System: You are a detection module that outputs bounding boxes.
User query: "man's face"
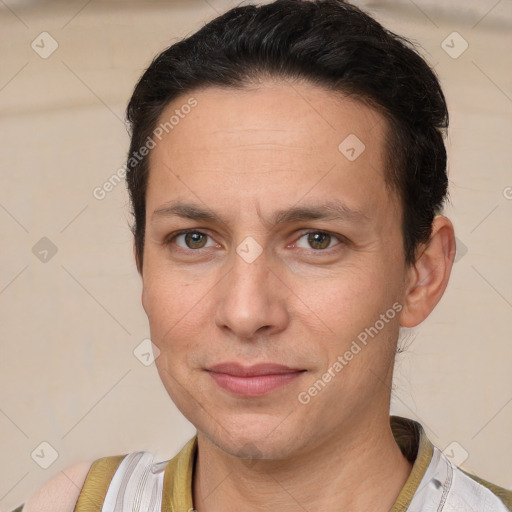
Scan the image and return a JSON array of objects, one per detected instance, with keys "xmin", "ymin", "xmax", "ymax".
[{"xmin": 141, "ymin": 81, "xmax": 411, "ymax": 460}]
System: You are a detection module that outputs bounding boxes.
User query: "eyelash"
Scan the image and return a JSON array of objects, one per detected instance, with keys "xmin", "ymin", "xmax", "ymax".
[{"xmin": 163, "ymin": 229, "xmax": 347, "ymax": 254}]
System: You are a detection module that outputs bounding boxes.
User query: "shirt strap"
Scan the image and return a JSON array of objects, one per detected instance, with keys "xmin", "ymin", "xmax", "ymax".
[
  {"xmin": 162, "ymin": 437, "xmax": 198, "ymax": 512},
  {"xmin": 73, "ymin": 455, "xmax": 126, "ymax": 512}
]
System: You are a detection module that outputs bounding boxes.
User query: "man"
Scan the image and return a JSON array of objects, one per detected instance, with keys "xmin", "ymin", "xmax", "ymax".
[{"xmin": 20, "ymin": 0, "xmax": 512, "ymax": 510}]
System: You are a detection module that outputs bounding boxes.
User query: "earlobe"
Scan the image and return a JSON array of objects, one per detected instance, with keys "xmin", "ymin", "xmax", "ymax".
[{"xmin": 399, "ymin": 215, "xmax": 456, "ymax": 328}]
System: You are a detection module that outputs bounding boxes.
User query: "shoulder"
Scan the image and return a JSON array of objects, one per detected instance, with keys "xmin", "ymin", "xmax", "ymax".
[
  {"xmin": 20, "ymin": 451, "xmax": 169, "ymax": 512},
  {"xmin": 461, "ymin": 468, "xmax": 512, "ymax": 511},
  {"xmin": 21, "ymin": 453, "xmax": 129, "ymax": 512},
  {"xmin": 426, "ymin": 446, "xmax": 512, "ymax": 511},
  {"xmin": 393, "ymin": 417, "xmax": 512, "ymax": 511},
  {"xmin": 22, "ymin": 460, "xmax": 93, "ymax": 512}
]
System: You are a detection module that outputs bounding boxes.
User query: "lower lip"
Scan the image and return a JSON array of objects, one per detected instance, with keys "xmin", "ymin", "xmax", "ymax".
[{"xmin": 208, "ymin": 371, "xmax": 303, "ymax": 397}]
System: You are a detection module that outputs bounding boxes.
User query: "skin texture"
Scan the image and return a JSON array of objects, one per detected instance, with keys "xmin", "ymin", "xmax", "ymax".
[
  {"xmin": 23, "ymin": 80, "xmax": 455, "ymax": 511},
  {"xmin": 23, "ymin": 461, "xmax": 91, "ymax": 511},
  {"xmin": 140, "ymin": 80, "xmax": 456, "ymax": 512}
]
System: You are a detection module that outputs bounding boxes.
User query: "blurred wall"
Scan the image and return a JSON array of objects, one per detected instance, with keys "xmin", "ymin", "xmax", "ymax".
[{"xmin": 1, "ymin": 0, "xmax": 511, "ymax": 509}]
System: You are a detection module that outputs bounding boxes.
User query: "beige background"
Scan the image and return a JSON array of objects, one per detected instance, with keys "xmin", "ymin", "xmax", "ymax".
[{"xmin": 1, "ymin": 0, "xmax": 511, "ymax": 509}]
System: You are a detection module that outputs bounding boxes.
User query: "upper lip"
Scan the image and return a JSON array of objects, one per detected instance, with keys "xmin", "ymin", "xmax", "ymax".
[{"xmin": 207, "ymin": 363, "xmax": 304, "ymax": 377}]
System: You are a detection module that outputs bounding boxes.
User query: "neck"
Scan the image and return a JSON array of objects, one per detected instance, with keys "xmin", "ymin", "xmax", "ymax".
[{"xmin": 192, "ymin": 414, "xmax": 412, "ymax": 512}]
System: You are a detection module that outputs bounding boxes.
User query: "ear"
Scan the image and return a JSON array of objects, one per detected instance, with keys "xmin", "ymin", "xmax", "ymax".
[{"xmin": 400, "ymin": 215, "xmax": 456, "ymax": 328}]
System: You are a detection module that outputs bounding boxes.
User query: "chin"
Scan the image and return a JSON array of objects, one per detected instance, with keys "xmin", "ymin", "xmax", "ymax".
[{"xmin": 195, "ymin": 409, "xmax": 312, "ymax": 462}]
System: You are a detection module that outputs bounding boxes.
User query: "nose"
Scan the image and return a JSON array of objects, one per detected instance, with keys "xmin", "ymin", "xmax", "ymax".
[{"xmin": 214, "ymin": 245, "xmax": 289, "ymax": 342}]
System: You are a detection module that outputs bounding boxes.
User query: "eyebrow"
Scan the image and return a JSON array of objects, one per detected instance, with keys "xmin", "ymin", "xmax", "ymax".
[{"xmin": 152, "ymin": 199, "xmax": 370, "ymax": 230}]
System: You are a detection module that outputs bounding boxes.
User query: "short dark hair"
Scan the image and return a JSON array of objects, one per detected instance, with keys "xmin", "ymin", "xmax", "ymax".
[{"xmin": 126, "ymin": 0, "xmax": 449, "ymax": 273}]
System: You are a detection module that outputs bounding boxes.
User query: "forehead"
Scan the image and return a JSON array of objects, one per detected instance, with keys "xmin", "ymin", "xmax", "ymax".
[{"xmin": 145, "ymin": 81, "xmax": 397, "ymax": 225}]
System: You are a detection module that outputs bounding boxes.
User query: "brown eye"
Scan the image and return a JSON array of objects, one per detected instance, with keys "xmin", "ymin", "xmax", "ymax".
[
  {"xmin": 295, "ymin": 231, "xmax": 342, "ymax": 251},
  {"xmin": 183, "ymin": 232, "xmax": 208, "ymax": 249},
  {"xmin": 168, "ymin": 230, "xmax": 216, "ymax": 250},
  {"xmin": 307, "ymin": 232, "xmax": 331, "ymax": 250}
]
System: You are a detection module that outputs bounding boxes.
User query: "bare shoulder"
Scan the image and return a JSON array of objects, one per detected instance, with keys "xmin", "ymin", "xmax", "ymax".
[{"xmin": 23, "ymin": 460, "xmax": 92, "ymax": 512}]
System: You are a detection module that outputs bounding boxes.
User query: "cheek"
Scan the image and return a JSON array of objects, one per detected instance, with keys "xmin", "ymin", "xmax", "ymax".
[
  {"xmin": 297, "ymin": 264, "xmax": 402, "ymax": 370},
  {"xmin": 142, "ymin": 270, "xmax": 212, "ymax": 362},
  {"xmin": 144, "ymin": 264, "xmax": 194, "ymax": 322},
  {"xmin": 295, "ymin": 266, "xmax": 386, "ymax": 329}
]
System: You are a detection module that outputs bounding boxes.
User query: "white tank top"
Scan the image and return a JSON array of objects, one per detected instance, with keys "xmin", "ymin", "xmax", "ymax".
[{"xmin": 101, "ymin": 452, "xmax": 166, "ymax": 512}]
